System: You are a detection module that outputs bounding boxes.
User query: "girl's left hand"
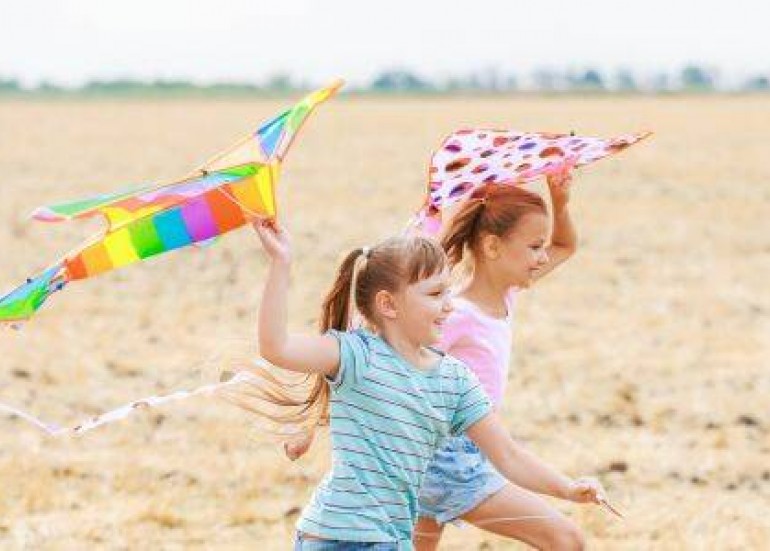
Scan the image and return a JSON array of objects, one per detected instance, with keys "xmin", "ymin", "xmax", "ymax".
[
  {"xmin": 284, "ymin": 431, "xmax": 315, "ymax": 461},
  {"xmin": 546, "ymin": 168, "xmax": 573, "ymax": 209},
  {"xmin": 565, "ymin": 476, "xmax": 606, "ymax": 505},
  {"xmin": 253, "ymin": 218, "xmax": 292, "ymax": 264}
]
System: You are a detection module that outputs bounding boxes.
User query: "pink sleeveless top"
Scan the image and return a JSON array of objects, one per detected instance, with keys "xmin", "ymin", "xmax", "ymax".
[{"xmin": 436, "ymin": 291, "xmax": 516, "ymax": 406}]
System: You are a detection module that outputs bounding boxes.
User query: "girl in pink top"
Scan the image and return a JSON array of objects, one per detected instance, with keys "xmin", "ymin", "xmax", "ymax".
[{"xmin": 415, "ymin": 171, "xmax": 585, "ymax": 550}]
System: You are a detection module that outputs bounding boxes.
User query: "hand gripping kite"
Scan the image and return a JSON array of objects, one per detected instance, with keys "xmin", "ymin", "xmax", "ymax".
[{"xmin": 413, "ymin": 128, "xmax": 652, "ymax": 235}]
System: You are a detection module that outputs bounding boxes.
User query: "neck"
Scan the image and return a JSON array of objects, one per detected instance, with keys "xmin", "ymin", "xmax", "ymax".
[
  {"xmin": 461, "ymin": 263, "xmax": 510, "ymax": 317},
  {"xmin": 377, "ymin": 325, "xmax": 435, "ymax": 370}
]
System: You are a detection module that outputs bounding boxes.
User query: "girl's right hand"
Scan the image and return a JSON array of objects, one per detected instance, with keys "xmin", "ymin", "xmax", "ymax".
[
  {"xmin": 253, "ymin": 218, "xmax": 292, "ymax": 264},
  {"xmin": 564, "ymin": 476, "xmax": 607, "ymax": 505},
  {"xmin": 284, "ymin": 431, "xmax": 315, "ymax": 461},
  {"xmin": 546, "ymin": 167, "xmax": 573, "ymax": 210}
]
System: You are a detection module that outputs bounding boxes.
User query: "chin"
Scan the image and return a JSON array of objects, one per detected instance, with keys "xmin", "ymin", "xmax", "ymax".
[{"xmin": 425, "ymin": 328, "xmax": 442, "ymax": 345}]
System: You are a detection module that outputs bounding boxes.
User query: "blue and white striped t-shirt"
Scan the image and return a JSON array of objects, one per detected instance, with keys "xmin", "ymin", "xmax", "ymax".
[{"xmin": 296, "ymin": 328, "xmax": 492, "ymax": 549}]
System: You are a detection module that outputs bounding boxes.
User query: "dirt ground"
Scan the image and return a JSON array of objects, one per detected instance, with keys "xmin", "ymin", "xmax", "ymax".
[{"xmin": 0, "ymin": 95, "xmax": 768, "ymax": 549}]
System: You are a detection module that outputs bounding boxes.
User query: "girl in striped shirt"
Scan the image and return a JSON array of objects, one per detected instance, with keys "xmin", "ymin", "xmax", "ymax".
[{"xmin": 252, "ymin": 219, "xmax": 605, "ymax": 550}]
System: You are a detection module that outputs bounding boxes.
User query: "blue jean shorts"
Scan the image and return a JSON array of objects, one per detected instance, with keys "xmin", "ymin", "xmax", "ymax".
[
  {"xmin": 418, "ymin": 434, "xmax": 507, "ymax": 524},
  {"xmin": 294, "ymin": 532, "xmax": 398, "ymax": 550}
]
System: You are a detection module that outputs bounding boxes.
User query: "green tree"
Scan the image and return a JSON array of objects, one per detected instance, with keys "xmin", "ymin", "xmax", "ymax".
[
  {"xmin": 569, "ymin": 69, "xmax": 605, "ymax": 91},
  {"xmin": 614, "ymin": 69, "xmax": 637, "ymax": 92},
  {"xmin": 370, "ymin": 69, "xmax": 431, "ymax": 92},
  {"xmin": 744, "ymin": 75, "xmax": 769, "ymax": 91},
  {"xmin": 681, "ymin": 65, "xmax": 714, "ymax": 91},
  {"xmin": 0, "ymin": 77, "xmax": 21, "ymax": 93}
]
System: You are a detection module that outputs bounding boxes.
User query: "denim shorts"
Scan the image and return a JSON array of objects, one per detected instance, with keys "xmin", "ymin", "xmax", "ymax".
[
  {"xmin": 294, "ymin": 532, "xmax": 398, "ymax": 550},
  {"xmin": 418, "ymin": 434, "xmax": 507, "ymax": 524}
]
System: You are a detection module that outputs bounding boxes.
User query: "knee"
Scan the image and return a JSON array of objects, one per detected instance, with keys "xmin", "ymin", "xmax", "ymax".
[{"xmin": 547, "ymin": 522, "xmax": 586, "ymax": 551}]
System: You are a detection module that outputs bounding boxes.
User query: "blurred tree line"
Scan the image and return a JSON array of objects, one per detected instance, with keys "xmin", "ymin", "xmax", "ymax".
[{"xmin": 0, "ymin": 65, "xmax": 768, "ymax": 97}]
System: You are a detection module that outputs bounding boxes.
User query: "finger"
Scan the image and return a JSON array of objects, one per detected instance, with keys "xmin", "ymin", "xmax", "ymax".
[{"xmin": 577, "ymin": 483, "xmax": 601, "ymax": 501}]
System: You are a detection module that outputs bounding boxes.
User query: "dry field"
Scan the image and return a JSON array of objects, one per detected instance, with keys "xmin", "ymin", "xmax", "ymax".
[{"xmin": 0, "ymin": 95, "xmax": 768, "ymax": 550}]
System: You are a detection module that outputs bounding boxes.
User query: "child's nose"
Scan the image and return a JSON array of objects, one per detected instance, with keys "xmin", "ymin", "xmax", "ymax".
[
  {"xmin": 539, "ymin": 249, "xmax": 550, "ymax": 265},
  {"xmin": 443, "ymin": 297, "xmax": 454, "ymax": 312}
]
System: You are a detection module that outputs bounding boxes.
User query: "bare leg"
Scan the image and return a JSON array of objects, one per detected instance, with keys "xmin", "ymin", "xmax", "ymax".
[
  {"xmin": 414, "ymin": 515, "xmax": 445, "ymax": 551},
  {"xmin": 460, "ymin": 483, "xmax": 585, "ymax": 550}
]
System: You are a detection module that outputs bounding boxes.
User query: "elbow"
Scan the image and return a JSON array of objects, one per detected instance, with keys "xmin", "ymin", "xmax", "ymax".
[
  {"xmin": 258, "ymin": 338, "xmax": 285, "ymax": 367},
  {"xmin": 491, "ymin": 437, "xmax": 521, "ymax": 471}
]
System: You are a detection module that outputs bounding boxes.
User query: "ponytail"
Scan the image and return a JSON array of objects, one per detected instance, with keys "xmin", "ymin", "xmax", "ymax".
[
  {"xmin": 319, "ymin": 248, "xmax": 365, "ymax": 332},
  {"xmin": 440, "ymin": 183, "xmax": 547, "ymax": 268},
  {"xmin": 222, "ymin": 236, "xmax": 446, "ymax": 459},
  {"xmin": 441, "ymin": 195, "xmax": 486, "ymax": 266}
]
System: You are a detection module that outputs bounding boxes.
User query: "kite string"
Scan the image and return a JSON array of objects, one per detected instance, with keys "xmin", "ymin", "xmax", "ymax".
[{"xmin": 0, "ymin": 371, "xmax": 258, "ymax": 437}]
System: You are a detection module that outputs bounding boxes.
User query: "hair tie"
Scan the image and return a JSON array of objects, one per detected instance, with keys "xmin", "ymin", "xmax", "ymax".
[{"xmin": 347, "ymin": 249, "xmax": 369, "ymax": 330}]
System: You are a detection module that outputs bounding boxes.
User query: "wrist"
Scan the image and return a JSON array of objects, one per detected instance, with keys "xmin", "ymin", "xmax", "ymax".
[
  {"xmin": 270, "ymin": 256, "xmax": 292, "ymax": 269},
  {"xmin": 555, "ymin": 476, "xmax": 575, "ymax": 500},
  {"xmin": 552, "ymin": 202, "xmax": 569, "ymax": 216}
]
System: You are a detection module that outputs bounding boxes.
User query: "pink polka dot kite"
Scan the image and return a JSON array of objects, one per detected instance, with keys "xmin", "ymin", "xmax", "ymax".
[{"xmin": 413, "ymin": 128, "xmax": 652, "ymax": 235}]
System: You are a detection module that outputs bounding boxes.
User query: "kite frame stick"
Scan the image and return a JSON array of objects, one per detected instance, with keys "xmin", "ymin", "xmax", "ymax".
[{"xmin": 598, "ymin": 497, "xmax": 625, "ymax": 519}]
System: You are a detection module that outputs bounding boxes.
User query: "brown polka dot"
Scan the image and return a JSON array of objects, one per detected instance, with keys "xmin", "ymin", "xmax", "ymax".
[
  {"xmin": 608, "ymin": 141, "xmax": 630, "ymax": 152},
  {"xmin": 445, "ymin": 158, "xmax": 471, "ymax": 172},
  {"xmin": 539, "ymin": 146, "xmax": 565, "ymax": 158}
]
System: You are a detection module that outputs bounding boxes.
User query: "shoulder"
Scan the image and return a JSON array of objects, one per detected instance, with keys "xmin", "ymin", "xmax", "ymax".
[
  {"xmin": 325, "ymin": 328, "xmax": 375, "ymax": 362},
  {"xmin": 437, "ymin": 353, "xmax": 477, "ymax": 383}
]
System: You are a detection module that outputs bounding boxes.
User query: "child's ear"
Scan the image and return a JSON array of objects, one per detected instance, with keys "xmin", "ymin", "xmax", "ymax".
[
  {"xmin": 374, "ymin": 290, "xmax": 398, "ymax": 320},
  {"xmin": 481, "ymin": 233, "xmax": 501, "ymax": 261}
]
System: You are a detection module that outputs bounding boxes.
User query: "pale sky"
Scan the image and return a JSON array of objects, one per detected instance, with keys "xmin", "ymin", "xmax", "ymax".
[{"xmin": 3, "ymin": 0, "xmax": 768, "ymax": 86}]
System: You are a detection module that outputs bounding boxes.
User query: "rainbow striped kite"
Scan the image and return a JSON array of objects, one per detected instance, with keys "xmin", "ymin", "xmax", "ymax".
[{"xmin": 0, "ymin": 80, "xmax": 343, "ymax": 325}]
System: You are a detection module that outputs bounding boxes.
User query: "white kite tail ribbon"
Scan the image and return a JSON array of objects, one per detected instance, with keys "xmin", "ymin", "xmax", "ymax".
[{"xmin": 0, "ymin": 370, "xmax": 257, "ymax": 437}]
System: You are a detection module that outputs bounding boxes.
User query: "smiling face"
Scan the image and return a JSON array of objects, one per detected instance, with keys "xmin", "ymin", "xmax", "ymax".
[
  {"xmin": 374, "ymin": 267, "xmax": 454, "ymax": 347},
  {"xmin": 403, "ymin": 267, "xmax": 454, "ymax": 344},
  {"xmin": 480, "ymin": 212, "xmax": 550, "ymax": 288}
]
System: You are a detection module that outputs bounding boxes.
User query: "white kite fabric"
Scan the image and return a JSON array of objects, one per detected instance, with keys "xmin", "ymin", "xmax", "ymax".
[
  {"xmin": 0, "ymin": 370, "xmax": 258, "ymax": 437},
  {"xmin": 414, "ymin": 128, "xmax": 652, "ymax": 234}
]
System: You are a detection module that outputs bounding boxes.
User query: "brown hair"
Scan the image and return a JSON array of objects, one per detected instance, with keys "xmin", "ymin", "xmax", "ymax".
[
  {"xmin": 221, "ymin": 235, "xmax": 447, "ymax": 452},
  {"xmin": 441, "ymin": 183, "xmax": 548, "ymax": 267}
]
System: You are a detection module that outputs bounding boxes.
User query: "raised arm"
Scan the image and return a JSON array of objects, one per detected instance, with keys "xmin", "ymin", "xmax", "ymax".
[
  {"xmin": 533, "ymin": 168, "xmax": 578, "ymax": 282},
  {"xmin": 254, "ymin": 220, "xmax": 340, "ymax": 377},
  {"xmin": 466, "ymin": 412, "xmax": 605, "ymax": 504}
]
